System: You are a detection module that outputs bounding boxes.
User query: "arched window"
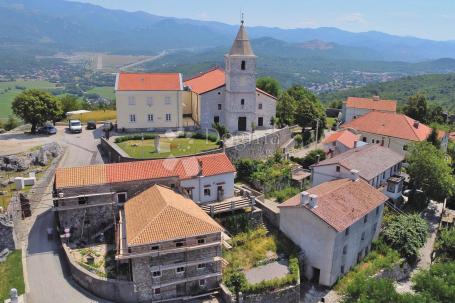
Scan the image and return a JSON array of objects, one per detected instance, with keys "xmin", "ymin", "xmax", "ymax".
[{"xmin": 241, "ymin": 60, "xmax": 246, "ymax": 70}]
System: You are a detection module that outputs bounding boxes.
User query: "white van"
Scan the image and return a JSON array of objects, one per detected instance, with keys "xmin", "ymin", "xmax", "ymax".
[{"xmin": 69, "ymin": 120, "xmax": 82, "ymax": 133}]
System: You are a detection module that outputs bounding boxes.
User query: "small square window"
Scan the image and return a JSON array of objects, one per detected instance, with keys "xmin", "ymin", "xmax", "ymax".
[
  {"xmin": 164, "ymin": 96, "xmax": 172, "ymax": 105},
  {"xmin": 204, "ymin": 188, "xmax": 211, "ymax": 196},
  {"xmin": 198, "ymin": 238, "xmax": 206, "ymax": 245},
  {"xmin": 199, "ymin": 279, "xmax": 206, "ymax": 287},
  {"xmin": 336, "ymin": 166, "xmax": 340, "ymax": 172},
  {"xmin": 258, "ymin": 103, "xmax": 263, "ymax": 110},
  {"xmin": 154, "ymin": 288, "xmax": 160, "ymax": 295},
  {"xmin": 117, "ymin": 192, "xmax": 127, "ymax": 204},
  {"xmin": 128, "ymin": 96, "xmax": 135, "ymax": 105},
  {"xmin": 218, "ymin": 104, "xmax": 222, "ymax": 110},
  {"xmin": 152, "ymin": 271, "xmax": 161, "ymax": 277},
  {"xmin": 176, "ymin": 267, "xmax": 185, "ymax": 274},
  {"xmin": 197, "ymin": 263, "xmax": 206, "ymax": 270}
]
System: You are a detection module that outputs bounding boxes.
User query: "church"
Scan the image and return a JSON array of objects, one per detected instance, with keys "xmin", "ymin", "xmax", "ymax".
[{"xmin": 115, "ymin": 21, "xmax": 276, "ymax": 133}]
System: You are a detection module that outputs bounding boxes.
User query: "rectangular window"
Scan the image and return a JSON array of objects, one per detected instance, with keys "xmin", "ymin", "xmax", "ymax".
[
  {"xmin": 361, "ymin": 232, "xmax": 365, "ymax": 241},
  {"xmin": 258, "ymin": 103, "xmax": 263, "ymax": 110},
  {"xmin": 241, "ymin": 60, "xmax": 246, "ymax": 70},
  {"xmin": 164, "ymin": 96, "xmax": 171, "ymax": 105},
  {"xmin": 336, "ymin": 166, "xmax": 340, "ymax": 172},
  {"xmin": 364, "ymin": 214, "xmax": 368, "ymax": 223},
  {"xmin": 382, "ymin": 172, "xmax": 386, "ymax": 179},
  {"xmin": 214, "ymin": 116, "xmax": 220, "ymax": 124},
  {"xmin": 343, "ymin": 245, "xmax": 347, "ymax": 255},
  {"xmin": 128, "ymin": 96, "xmax": 135, "ymax": 105},
  {"xmin": 151, "ymin": 245, "xmax": 159, "ymax": 251},
  {"xmin": 204, "ymin": 188, "xmax": 211, "ymax": 196},
  {"xmin": 116, "ymin": 192, "xmax": 127, "ymax": 203},
  {"xmin": 198, "ymin": 238, "xmax": 206, "ymax": 245},
  {"xmin": 241, "ymin": 99, "xmax": 245, "ymax": 106},
  {"xmin": 78, "ymin": 197, "xmax": 88, "ymax": 205},
  {"xmin": 176, "ymin": 267, "xmax": 185, "ymax": 274},
  {"xmin": 371, "ymin": 138, "xmax": 375, "ymax": 143},
  {"xmin": 129, "ymin": 114, "xmax": 136, "ymax": 123},
  {"xmin": 199, "ymin": 279, "xmax": 206, "ymax": 287},
  {"xmin": 218, "ymin": 104, "xmax": 222, "ymax": 110},
  {"xmin": 147, "ymin": 114, "xmax": 154, "ymax": 122},
  {"xmin": 197, "ymin": 263, "xmax": 206, "ymax": 270},
  {"xmin": 146, "ymin": 97, "xmax": 153, "ymax": 107},
  {"xmin": 362, "ymin": 137, "xmax": 367, "ymax": 142},
  {"xmin": 258, "ymin": 117, "xmax": 263, "ymax": 127},
  {"xmin": 345, "ymin": 227, "xmax": 350, "ymax": 236},
  {"xmin": 176, "ymin": 241, "xmax": 185, "ymax": 248},
  {"xmin": 152, "ymin": 271, "xmax": 161, "ymax": 278},
  {"xmin": 376, "ymin": 206, "xmax": 380, "ymax": 216},
  {"xmin": 154, "ymin": 288, "xmax": 160, "ymax": 295},
  {"xmin": 341, "ymin": 265, "xmax": 345, "ymax": 274},
  {"xmin": 165, "ymin": 113, "xmax": 171, "ymax": 121}
]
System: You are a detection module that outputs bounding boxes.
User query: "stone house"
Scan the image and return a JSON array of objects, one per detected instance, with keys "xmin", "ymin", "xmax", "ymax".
[
  {"xmin": 341, "ymin": 96, "xmax": 397, "ymax": 123},
  {"xmin": 322, "ymin": 129, "xmax": 366, "ymax": 157},
  {"xmin": 53, "ymin": 153, "xmax": 236, "ymax": 241},
  {"xmin": 341, "ymin": 111, "xmax": 449, "ymax": 155},
  {"xmin": 311, "ymin": 144, "xmax": 405, "ymax": 201},
  {"xmin": 117, "ymin": 185, "xmax": 224, "ymax": 301},
  {"xmin": 278, "ymin": 174, "xmax": 388, "ymax": 286}
]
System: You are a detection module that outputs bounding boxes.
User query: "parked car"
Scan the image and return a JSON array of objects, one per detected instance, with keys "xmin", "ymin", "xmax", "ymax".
[
  {"xmin": 68, "ymin": 119, "xmax": 82, "ymax": 133},
  {"xmin": 37, "ymin": 125, "xmax": 57, "ymax": 135},
  {"xmin": 86, "ymin": 120, "xmax": 97, "ymax": 130}
]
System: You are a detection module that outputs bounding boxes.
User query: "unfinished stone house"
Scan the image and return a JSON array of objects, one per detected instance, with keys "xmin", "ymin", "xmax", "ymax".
[
  {"xmin": 116, "ymin": 185, "xmax": 224, "ymax": 301},
  {"xmin": 53, "ymin": 153, "xmax": 236, "ymax": 242}
]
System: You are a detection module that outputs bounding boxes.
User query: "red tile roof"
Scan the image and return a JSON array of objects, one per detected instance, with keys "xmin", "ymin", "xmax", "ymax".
[
  {"xmin": 323, "ymin": 130, "xmax": 360, "ymax": 149},
  {"xmin": 345, "ymin": 97, "xmax": 397, "ymax": 112},
  {"xmin": 184, "ymin": 68, "xmax": 226, "ymax": 94},
  {"xmin": 341, "ymin": 112, "xmax": 432, "ymax": 141},
  {"xmin": 125, "ymin": 185, "xmax": 224, "ymax": 245},
  {"xmin": 116, "ymin": 72, "xmax": 182, "ymax": 91},
  {"xmin": 279, "ymin": 179, "xmax": 388, "ymax": 232},
  {"xmin": 183, "ymin": 67, "xmax": 277, "ymax": 99},
  {"xmin": 55, "ymin": 153, "xmax": 236, "ymax": 189}
]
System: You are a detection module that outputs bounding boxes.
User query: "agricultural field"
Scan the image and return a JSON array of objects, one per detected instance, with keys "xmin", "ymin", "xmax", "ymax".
[
  {"xmin": 117, "ymin": 137, "xmax": 219, "ymax": 159},
  {"xmin": 66, "ymin": 110, "xmax": 117, "ymax": 123},
  {"xmin": 86, "ymin": 86, "xmax": 115, "ymax": 100},
  {"xmin": 0, "ymin": 80, "xmax": 56, "ymax": 121}
]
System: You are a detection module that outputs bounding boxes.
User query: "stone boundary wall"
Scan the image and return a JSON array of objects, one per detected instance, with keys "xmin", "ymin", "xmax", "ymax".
[
  {"xmin": 62, "ymin": 244, "xmax": 139, "ymax": 303},
  {"xmin": 220, "ymin": 283, "xmax": 300, "ymax": 303},
  {"xmin": 0, "ymin": 215, "xmax": 15, "ymax": 252}
]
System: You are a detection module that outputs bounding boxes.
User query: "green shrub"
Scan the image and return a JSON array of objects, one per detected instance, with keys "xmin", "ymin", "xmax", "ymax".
[
  {"xmin": 435, "ymin": 228, "xmax": 455, "ymax": 261},
  {"xmin": 412, "ymin": 262, "xmax": 455, "ymax": 303},
  {"xmin": 290, "ymin": 149, "xmax": 326, "ymax": 168},
  {"xmin": 114, "ymin": 133, "xmax": 156, "ymax": 143},
  {"xmin": 268, "ymin": 187, "xmax": 300, "ymax": 203},
  {"xmin": 294, "ymin": 134, "xmax": 303, "ymax": 147}
]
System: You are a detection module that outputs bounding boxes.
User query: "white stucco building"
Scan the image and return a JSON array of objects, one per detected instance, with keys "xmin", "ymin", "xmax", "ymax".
[
  {"xmin": 341, "ymin": 96, "xmax": 397, "ymax": 123},
  {"xmin": 279, "ymin": 174, "xmax": 388, "ymax": 286},
  {"xmin": 184, "ymin": 22, "xmax": 276, "ymax": 132},
  {"xmin": 311, "ymin": 144, "xmax": 405, "ymax": 200},
  {"xmin": 322, "ymin": 129, "xmax": 366, "ymax": 157},
  {"xmin": 341, "ymin": 111, "xmax": 448, "ymax": 156},
  {"xmin": 115, "ymin": 22, "xmax": 276, "ymax": 133}
]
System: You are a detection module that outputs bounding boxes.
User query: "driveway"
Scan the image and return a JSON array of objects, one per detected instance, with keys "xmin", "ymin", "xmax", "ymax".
[{"xmin": 7, "ymin": 125, "xmax": 108, "ymax": 303}]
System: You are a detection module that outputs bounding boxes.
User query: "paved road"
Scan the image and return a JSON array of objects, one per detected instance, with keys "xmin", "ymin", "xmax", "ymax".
[{"xmin": 13, "ymin": 126, "xmax": 107, "ymax": 303}]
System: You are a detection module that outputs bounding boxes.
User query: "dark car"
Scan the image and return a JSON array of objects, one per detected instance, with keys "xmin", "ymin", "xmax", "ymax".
[
  {"xmin": 87, "ymin": 120, "xmax": 97, "ymax": 130},
  {"xmin": 37, "ymin": 125, "xmax": 57, "ymax": 135}
]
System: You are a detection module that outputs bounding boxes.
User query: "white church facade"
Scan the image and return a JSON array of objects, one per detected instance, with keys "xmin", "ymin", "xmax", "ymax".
[{"xmin": 115, "ymin": 22, "xmax": 276, "ymax": 133}]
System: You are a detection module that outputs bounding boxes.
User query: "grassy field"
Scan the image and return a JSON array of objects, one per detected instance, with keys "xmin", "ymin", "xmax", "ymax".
[
  {"xmin": 67, "ymin": 110, "xmax": 117, "ymax": 123},
  {"xmin": 0, "ymin": 250, "xmax": 25, "ymax": 301},
  {"xmin": 117, "ymin": 137, "xmax": 219, "ymax": 159},
  {"xmin": 0, "ymin": 80, "xmax": 56, "ymax": 121},
  {"xmin": 86, "ymin": 86, "xmax": 115, "ymax": 101}
]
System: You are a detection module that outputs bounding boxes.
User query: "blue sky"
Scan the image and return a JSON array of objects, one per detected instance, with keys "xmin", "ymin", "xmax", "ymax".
[{"xmin": 77, "ymin": 0, "xmax": 455, "ymax": 40}]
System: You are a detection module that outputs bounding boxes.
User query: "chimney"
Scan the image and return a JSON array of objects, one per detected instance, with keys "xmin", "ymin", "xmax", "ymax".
[
  {"xmin": 372, "ymin": 96, "xmax": 380, "ymax": 101},
  {"xmin": 309, "ymin": 194, "xmax": 318, "ymax": 208},
  {"xmin": 413, "ymin": 121, "xmax": 420, "ymax": 128},
  {"xmin": 350, "ymin": 169, "xmax": 360, "ymax": 181},
  {"xmin": 300, "ymin": 191, "xmax": 310, "ymax": 206}
]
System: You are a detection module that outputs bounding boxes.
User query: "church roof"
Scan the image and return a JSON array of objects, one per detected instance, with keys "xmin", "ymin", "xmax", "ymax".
[{"xmin": 229, "ymin": 23, "xmax": 255, "ymax": 56}]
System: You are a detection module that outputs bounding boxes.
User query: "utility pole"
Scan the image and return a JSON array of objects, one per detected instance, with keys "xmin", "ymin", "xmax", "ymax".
[{"xmin": 314, "ymin": 119, "xmax": 319, "ymax": 150}]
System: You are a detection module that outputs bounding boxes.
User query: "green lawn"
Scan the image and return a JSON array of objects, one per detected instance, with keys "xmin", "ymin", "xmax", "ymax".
[
  {"xmin": 117, "ymin": 137, "xmax": 219, "ymax": 159},
  {"xmin": 0, "ymin": 80, "xmax": 56, "ymax": 121},
  {"xmin": 0, "ymin": 250, "xmax": 25, "ymax": 301},
  {"xmin": 86, "ymin": 86, "xmax": 115, "ymax": 101}
]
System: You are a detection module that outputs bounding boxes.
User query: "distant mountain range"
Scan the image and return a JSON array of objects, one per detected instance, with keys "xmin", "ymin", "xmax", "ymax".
[{"xmin": 1, "ymin": 0, "xmax": 455, "ymax": 62}]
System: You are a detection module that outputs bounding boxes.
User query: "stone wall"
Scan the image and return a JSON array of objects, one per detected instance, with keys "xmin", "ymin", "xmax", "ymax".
[
  {"xmin": 220, "ymin": 283, "xmax": 300, "ymax": 303},
  {"xmin": 62, "ymin": 245, "xmax": 138, "ymax": 303},
  {"xmin": 224, "ymin": 127, "xmax": 292, "ymax": 162},
  {"xmin": 0, "ymin": 215, "xmax": 15, "ymax": 251}
]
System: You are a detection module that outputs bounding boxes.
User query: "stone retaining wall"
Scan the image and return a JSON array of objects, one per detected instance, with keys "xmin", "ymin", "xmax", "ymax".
[
  {"xmin": 220, "ymin": 283, "xmax": 300, "ymax": 303},
  {"xmin": 62, "ymin": 244, "xmax": 139, "ymax": 303},
  {"xmin": 0, "ymin": 215, "xmax": 15, "ymax": 252}
]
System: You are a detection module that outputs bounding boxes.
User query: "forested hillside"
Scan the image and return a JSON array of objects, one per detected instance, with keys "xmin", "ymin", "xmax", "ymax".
[{"xmin": 319, "ymin": 73, "xmax": 455, "ymax": 112}]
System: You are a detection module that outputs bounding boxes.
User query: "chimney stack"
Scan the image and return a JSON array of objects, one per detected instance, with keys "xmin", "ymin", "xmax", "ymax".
[
  {"xmin": 309, "ymin": 194, "xmax": 318, "ymax": 208},
  {"xmin": 300, "ymin": 191, "xmax": 309, "ymax": 206},
  {"xmin": 413, "ymin": 121, "xmax": 420, "ymax": 128},
  {"xmin": 350, "ymin": 169, "xmax": 360, "ymax": 181}
]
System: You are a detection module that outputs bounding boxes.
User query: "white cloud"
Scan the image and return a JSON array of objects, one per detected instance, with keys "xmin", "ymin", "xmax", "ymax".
[{"xmin": 338, "ymin": 13, "xmax": 367, "ymax": 25}]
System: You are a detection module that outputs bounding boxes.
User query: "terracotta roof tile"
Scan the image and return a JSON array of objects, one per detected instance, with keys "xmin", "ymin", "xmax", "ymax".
[
  {"xmin": 125, "ymin": 185, "xmax": 224, "ymax": 245},
  {"xmin": 55, "ymin": 153, "xmax": 236, "ymax": 189},
  {"xmin": 279, "ymin": 179, "xmax": 388, "ymax": 232},
  {"xmin": 341, "ymin": 112, "xmax": 432, "ymax": 141},
  {"xmin": 345, "ymin": 97, "xmax": 397, "ymax": 112},
  {"xmin": 313, "ymin": 144, "xmax": 404, "ymax": 181},
  {"xmin": 116, "ymin": 72, "xmax": 182, "ymax": 91},
  {"xmin": 323, "ymin": 130, "xmax": 360, "ymax": 149}
]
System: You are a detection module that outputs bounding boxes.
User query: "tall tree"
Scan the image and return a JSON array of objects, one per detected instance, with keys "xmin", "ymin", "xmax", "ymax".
[
  {"xmin": 404, "ymin": 93, "xmax": 428, "ymax": 123},
  {"xmin": 427, "ymin": 127, "xmax": 441, "ymax": 149},
  {"xmin": 407, "ymin": 142, "xmax": 455, "ymax": 201},
  {"xmin": 12, "ymin": 89, "xmax": 62, "ymax": 134},
  {"xmin": 276, "ymin": 92, "xmax": 297, "ymax": 126},
  {"xmin": 427, "ymin": 104, "xmax": 445, "ymax": 124},
  {"xmin": 59, "ymin": 95, "xmax": 82, "ymax": 117},
  {"xmin": 256, "ymin": 76, "xmax": 281, "ymax": 98}
]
